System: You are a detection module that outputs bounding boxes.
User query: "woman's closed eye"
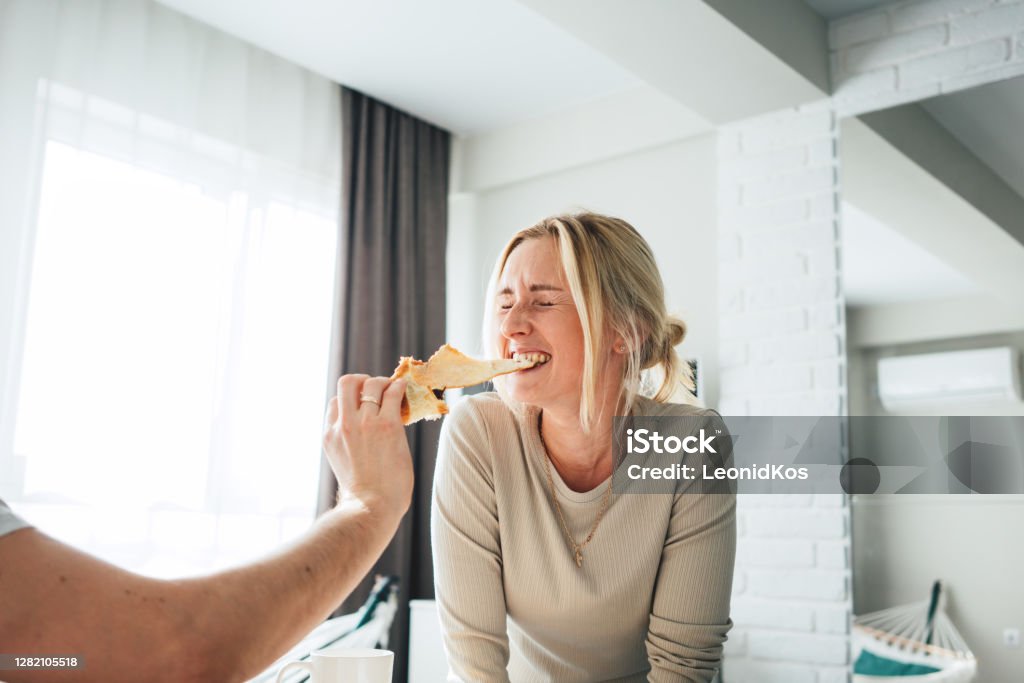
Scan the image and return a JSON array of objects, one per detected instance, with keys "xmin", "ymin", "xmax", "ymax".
[{"xmin": 498, "ymin": 299, "xmax": 557, "ymax": 311}]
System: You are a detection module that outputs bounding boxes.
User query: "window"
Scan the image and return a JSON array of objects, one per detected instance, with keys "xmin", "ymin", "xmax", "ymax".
[{"xmin": 7, "ymin": 82, "xmax": 339, "ymax": 578}]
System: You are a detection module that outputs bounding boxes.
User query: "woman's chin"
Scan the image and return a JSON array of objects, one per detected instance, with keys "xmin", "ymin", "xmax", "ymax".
[
  {"xmin": 506, "ymin": 383, "xmax": 531, "ymax": 404},
  {"xmin": 506, "ymin": 377, "xmax": 544, "ymax": 405}
]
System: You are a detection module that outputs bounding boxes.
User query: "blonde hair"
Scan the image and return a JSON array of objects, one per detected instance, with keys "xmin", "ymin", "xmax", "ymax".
[{"xmin": 485, "ymin": 211, "xmax": 697, "ymax": 432}]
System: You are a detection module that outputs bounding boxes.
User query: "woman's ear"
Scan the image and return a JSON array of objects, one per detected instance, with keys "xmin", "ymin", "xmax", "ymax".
[{"xmin": 613, "ymin": 337, "xmax": 627, "ymax": 354}]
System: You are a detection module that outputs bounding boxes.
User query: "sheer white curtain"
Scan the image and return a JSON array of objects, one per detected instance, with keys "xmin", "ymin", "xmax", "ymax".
[{"xmin": 0, "ymin": 0, "xmax": 341, "ymax": 576}]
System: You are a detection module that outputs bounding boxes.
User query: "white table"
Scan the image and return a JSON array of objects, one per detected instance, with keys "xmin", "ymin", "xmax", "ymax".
[{"xmin": 408, "ymin": 599, "xmax": 448, "ymax": 682}]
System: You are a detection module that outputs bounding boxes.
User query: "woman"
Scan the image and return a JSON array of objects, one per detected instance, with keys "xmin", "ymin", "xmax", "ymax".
[{"xmin": 431, "ymin": 212, "xmax": 736, "ymax": 682}]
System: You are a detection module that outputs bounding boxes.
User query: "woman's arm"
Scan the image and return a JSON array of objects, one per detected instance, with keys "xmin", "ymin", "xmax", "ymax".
[
  {"xmin": 646, "ymin": 411, "xmax": 737, "ymax": 683},
  {"xmin": 430, "ymin": 400, "xmax": 512, "ymax": 682}
]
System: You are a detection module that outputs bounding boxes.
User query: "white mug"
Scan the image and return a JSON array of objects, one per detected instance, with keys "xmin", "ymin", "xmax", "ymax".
[{"xmin": 275, "ymin": 648, "xmax": 394, "ymax": 683}]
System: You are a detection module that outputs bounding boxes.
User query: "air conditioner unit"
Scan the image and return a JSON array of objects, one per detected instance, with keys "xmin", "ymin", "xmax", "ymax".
[{"xmin": 877, "ymin": 346, "xmax": 1023, "ymax": 411}]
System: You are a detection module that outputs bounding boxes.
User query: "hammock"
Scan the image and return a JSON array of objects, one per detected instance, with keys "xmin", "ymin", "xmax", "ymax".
[
  {"xmin": 853, "ymin": 581, "xmax": 977, "ymax": 682},
  {"xmin": 250, "ymin": 575, "xmax": 400, "ymax": 683}
]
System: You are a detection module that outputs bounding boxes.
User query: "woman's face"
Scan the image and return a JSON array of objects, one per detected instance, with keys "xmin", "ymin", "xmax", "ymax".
[{"xmin": 495, "ymin": 237, "xmax": 586, "ymax": 411}]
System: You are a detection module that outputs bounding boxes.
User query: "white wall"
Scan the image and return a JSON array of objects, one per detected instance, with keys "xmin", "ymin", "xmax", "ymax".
[
  {"xmin": 829, "ymin": 6, "xmax": 1024, "ymax": 672},
  {"xmin": 447, "ymin": 134, "xmax": 721, "ymax": 407},
  {"xmin": 716, "ymin": 105, "xmax": 851, "ymax": 683},
  {"xmin": 853, "ymin": 497, "xmax": 1024, "ymax": 683},
  {"xmin": 847, "ymin": 328, "xmax": 1024, "ymax": 682}
]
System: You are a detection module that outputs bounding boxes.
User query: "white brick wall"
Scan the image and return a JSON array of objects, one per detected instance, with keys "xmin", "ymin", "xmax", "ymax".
[
  {"xmin": 715, "ymin": 3, "xmax": 1024, "ymax": 680},
  {"xmin": 717, "ymin": 103, "xmax": 852, "ymax": 682},
  {"xmin": 747, "ymin": 569, "xmax": 847, "ymax": 601},
  {"xmin": 832, "ymin": 0, "xmax": 1024, "ymax": 116},
  {"xmin": 744, "ymin": 507, "xmax": 847, "ymax": 539},
  {"xmin": 747, "ymin": 631, "xmax": 849, "ymax": 665}
]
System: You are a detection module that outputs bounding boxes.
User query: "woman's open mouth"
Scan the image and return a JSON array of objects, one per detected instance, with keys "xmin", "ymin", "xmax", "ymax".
[{"xmin": 510, "ymin": 350, "xmax": 551, "ymax": 371}]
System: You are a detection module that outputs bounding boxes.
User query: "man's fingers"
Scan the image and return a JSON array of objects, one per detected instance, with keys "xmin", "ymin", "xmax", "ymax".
[
  {"xmin": 381, "ymin": 379, "xmax": 407, "ymax": 420},
  {"xmin": 324, "ymin": 396, "xmax": 339, "ymax": 431},
  {"xmin": 359, "ymin": 377, "xmax": 391, "ymax": 413},
  {"xmin": 338, "ymin": 374, "xmax": 369, "ymax": 419}
]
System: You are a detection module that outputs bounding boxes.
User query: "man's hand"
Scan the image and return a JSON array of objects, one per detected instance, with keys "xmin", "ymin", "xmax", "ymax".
[
  {"xmin": 0, "ymin": 373, "xmax": 418, "ymax": 683},
  {"xmin": 323, "ymin": 375, "xmax": 413, "ymax": 519}
]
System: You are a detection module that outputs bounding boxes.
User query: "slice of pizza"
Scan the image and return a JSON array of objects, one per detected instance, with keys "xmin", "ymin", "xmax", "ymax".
[{"xmin": 390, "ymin": 344, "xmax": 550, "ymax": 424}]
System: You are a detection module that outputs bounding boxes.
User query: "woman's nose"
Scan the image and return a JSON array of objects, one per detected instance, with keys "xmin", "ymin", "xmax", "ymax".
[{"xmin": 499, "ymin": 303, "xmax": 531, "ymax": 338}]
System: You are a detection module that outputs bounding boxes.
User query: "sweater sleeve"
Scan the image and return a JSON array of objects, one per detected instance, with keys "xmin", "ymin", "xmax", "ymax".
[
  {"xmin": 646, "ymin": 409, "xmax": 737, "ymax": 682},
  {"xmin": 431, "ymin": 399, "xmax": 512, "ymax": 682}
]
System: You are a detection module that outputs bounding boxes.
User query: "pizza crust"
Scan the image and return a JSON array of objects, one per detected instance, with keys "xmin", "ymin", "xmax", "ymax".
[{"xmin": 389, "ymin": 344, "xmax": 537, "ymax": 424}]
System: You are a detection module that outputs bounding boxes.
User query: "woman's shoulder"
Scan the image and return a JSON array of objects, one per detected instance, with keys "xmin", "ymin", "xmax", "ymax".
[
  {"xmin": 633, "ymin": 394, "xmax": 721, "ymax": 419},
  {"xmin": 452, "ymin": 390, "xmax": 508, "ymax": 412},
  {"xmin": 438, "ymin": 392, "xmax": 527, "ymax": 475},
  {"xmin": 448, "ymin": 390, "xmax": 513, "ymax": 422},
  {"xmin": 443, "ymin": 391, "xmax": 522, "ymax": 442}
]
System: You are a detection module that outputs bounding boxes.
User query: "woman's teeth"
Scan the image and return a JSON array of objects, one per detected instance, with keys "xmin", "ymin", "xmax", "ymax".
[{"xmin": 512, "ymin": 351, "xmax": 551, "ymax": 366}]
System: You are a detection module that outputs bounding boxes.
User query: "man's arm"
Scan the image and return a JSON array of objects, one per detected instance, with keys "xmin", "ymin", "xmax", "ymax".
[{"xmin": 0, "ymin": 374, "xmax": 411, "ymax": 683}]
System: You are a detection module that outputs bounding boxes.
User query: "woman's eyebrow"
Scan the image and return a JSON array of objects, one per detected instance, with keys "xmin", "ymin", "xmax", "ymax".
[{"xmin": 497, "ymin": 283, "xmax": 564, "ymax": 295}]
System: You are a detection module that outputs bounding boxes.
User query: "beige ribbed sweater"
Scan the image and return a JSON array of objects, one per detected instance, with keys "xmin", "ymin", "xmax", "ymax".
[{"xmin": 430, "ymin": 392, "xmax": 736, "ymax": 682}]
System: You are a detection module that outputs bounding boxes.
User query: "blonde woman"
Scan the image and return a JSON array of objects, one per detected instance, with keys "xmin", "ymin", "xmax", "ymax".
[{"xmin": 431, "ymin": 213, "xmax": 736, "ymax": 682}]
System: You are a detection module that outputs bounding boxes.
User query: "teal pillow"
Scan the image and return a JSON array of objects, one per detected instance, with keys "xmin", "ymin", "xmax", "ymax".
[{"xmin": 854, "ymin": 650, "xmax": 942, "ymax": 676}]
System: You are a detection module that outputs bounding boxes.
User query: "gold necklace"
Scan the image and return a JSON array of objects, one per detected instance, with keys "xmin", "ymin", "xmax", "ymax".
[{"xmin": 538, "ymin": 414, "xmax": 612, "ymax": 568}]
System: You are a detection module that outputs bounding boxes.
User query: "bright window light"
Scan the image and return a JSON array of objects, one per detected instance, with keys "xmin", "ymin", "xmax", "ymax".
[{"xmin": 13, "ymin": 140, "xmax": 337, "ymax": 577}]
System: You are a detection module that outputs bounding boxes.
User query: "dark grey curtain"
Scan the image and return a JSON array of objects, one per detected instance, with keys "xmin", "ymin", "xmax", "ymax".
[{"xmin": 318, "ymin": 86, "xmax": 449, "ymax": 683}]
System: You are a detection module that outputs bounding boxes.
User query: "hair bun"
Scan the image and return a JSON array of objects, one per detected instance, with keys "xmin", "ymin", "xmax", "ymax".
[{"xmin": 664, "ymin": 317, "xmax": 686, "ymax": 348}]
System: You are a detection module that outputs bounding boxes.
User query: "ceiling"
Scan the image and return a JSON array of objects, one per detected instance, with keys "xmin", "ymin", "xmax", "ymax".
[
  {"xmin": 847, "ymin": 75, "xmax": 1024, "ymax": 308},
  {"xmin": 841, "ymin": 203, "xmax": 981, "ymax": 307},
  {"xmin": 802, "ymin": 0, "xmax": 894, "ymax": 20},
  {"xmin": 154, "ymin": 0, "xmax": 644, "ymax": 136},
  {"xmin": 922, "ymin": 77, "xmax": 1024, "ymax": 201},
  {"xmin": 152, "ymin": 0, "xmax": 916, "ymax": 137},
  {"xmin": 154, "ymin": 0, "xmax": 1021, "ymax": 311}
]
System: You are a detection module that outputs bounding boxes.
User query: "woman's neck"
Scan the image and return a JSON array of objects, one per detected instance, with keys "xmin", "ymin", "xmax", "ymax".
[{"xmin": 539, "ymin": 392, "xmax": 624, "ymax": 493}]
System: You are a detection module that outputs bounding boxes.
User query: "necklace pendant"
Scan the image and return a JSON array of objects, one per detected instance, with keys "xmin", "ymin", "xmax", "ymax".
[{"xmin": 575, "ymin": 548, "xmax": 583, "ymax": 568}]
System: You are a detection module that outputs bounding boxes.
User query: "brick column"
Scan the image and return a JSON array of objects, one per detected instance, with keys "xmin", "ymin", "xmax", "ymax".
[
  {"xmin": 711, "ymin": 3, "xmax": 1024, "ymax": 680},
  {"xmin": 831, "ymin": 0, "xmax": 1024, "ymax": 116},
  {"xmin": 717, "ymin": 103, "xmax": 852, "ymax": 683}
]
